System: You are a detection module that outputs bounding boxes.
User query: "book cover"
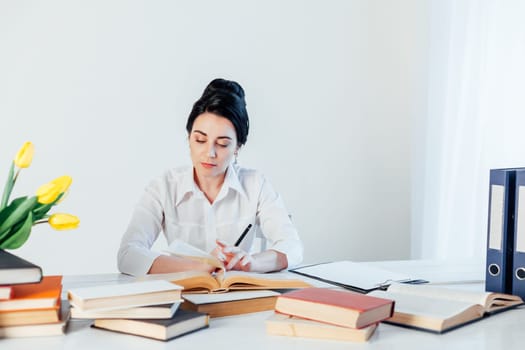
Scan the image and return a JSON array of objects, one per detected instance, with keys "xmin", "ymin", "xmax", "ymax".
[
  {"xmin": 67, "ymin": 280, "xmax": 182, "ymax": 311},
  {"xmin": 181, "ymin": 290, "xmax": 279, "ymax": 317},
  {"xmin": 266, "ymin": 313, "xmax": 378, "ymax": 342},
  {"xmin": 274, "ymin": 287, "xmax": 394, "ymax": 329},
  {"xmin": 92, "ymin": 309, "xmax": 209, "ymax": 341},
  {"xmin": 0, "ymin": 249, "xmax": 42, "ymax": 285},
  {"xmin": 0, "ymin": 275, "xmax": 62, "ymax": 311}
]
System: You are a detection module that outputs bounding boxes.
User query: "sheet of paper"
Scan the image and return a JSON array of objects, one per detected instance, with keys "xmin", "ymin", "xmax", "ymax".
[{"xmin": 291, "ymin": 261, "xmax": 412, "ymax": 291}]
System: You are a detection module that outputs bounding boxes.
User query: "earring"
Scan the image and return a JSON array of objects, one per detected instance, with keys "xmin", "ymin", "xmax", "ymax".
[{"xmin": 234, "ymin": 152, "xmax": 238, "ymax": 165}]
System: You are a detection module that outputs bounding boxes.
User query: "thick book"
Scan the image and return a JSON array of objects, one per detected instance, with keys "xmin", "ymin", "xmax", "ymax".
[
  {"xmin": 181, "ymin": 290, "xmax": 280, "ymax": 317},
  {"xmin": 71, "ymin": 302, "xmax": 181, "ymax": 319},
  {"xmin": 93, "ymin": 309, "xmax": 209, "ymax": 341},
  {"xmin": 156, "ymin": 240, "xmax": 311, "ymax": 293},
  {"xmin": 0, "ymin": 275, "xmax": 62, "ymax": 311},
  {"xmin": 0, "ymin": 249, "xmax": 42, "ymax": 285},
  {"xmin": 67, "ymin": 280, "xmax": 182, "ymax": 311},
  {"xmin": 266, "ymin": 313, "xmax": 378, "ymax": 342},
  {"xmin": 368, "ymin": 283, "xmax": 524, "ymax": 333},
  {"xmin": 0, "ymin": 297, "xmax": 61, "ymax": 326},
  {"xmin": 289, "ymin": 261, "xmax": 421, "ymax": 293},
  {"xmin": 141, "ymin": 270, "xmax": 311, "ymax": 294},
  {"xmin": 274, "ymin": 287, "xmax": 394, "ymax": 329},
  {"xmin": 0, "ymin": 302, "xmax": 70, "ymax": 337}
]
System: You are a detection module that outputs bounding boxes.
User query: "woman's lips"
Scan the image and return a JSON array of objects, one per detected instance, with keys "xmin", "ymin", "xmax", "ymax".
[{"xmin": 201, "ymin": 162, "xmax": 216, "ymax": 169}]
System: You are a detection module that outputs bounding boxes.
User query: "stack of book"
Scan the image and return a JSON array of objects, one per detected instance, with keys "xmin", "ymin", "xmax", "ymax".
[
  {"xmin": 67, "ymin": 280, "xmax": 209, "ymax": 341},
  {"xmin": 0, "ymin": 249, "xmax": 68, "ymax": 338},
  {"xmin": 266, "ymin": 287, "xmax": 395, "ymax": 342}
]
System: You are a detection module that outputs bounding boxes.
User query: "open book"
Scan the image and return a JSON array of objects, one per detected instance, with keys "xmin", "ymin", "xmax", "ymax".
[
  {"xmin": 368, "ymin": 283, "xmax": 524, "ymax": 333},
  {"xmin": 139, "ymin": 240, "xmax": 311, "ymax": 293}
]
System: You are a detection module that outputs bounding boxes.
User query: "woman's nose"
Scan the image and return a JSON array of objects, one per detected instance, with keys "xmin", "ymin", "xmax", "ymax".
[{"xmin": 208, "ymin": 145, "xmax": 216, "ymax": 158}]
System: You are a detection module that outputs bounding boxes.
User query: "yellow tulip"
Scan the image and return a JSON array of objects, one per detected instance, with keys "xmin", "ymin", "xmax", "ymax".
[
  {"xmin": 36, "ymin": 175, "xmax": 73, "ymax": 204},
  {"xmin": 36, "ymin": 182, "xmax": 61, "ymax": 204},
  {"xmin": 51, "ymin": 175, "xmax": 73, "ymax": 193},
  {"xmin": 14, "ymin": 142, "xmax": 34, "ymax": 168},
  {"xmin": 48, "ymin": 213, "xmax": 80, "ymax": 230}
]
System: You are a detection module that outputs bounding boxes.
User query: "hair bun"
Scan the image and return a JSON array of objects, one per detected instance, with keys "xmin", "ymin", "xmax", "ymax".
[{"xmin": 202, "ymin": 78, "xmax": 245, "ymax": 100}]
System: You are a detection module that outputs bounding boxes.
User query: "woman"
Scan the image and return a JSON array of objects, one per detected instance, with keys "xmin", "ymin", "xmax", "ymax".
[{"xmin": 117, "ymin": 78, "xmax": 303, "ymax": 276}]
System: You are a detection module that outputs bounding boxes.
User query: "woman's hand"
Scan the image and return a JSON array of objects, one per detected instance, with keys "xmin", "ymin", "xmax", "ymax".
[{"xmin": 214, "ymin": 239, "xmax": 254, "ymax": 271}]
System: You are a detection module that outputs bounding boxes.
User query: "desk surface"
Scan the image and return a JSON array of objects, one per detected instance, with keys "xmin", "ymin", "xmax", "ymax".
[{"xmin": 2, "ymin": 260, "xmax": 524, "ymax": 350}]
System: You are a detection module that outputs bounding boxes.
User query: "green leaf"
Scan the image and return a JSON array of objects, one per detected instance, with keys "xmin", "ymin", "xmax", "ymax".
[
  {"xmin": 0, "ymin": 196, "xmax": 37, "ymax": 236},
  {"xmin": 0, "ymin": 162, "xmax": 15, "ymax": 210},
  {"xmin": 0, "ymin": 211, "xmax": 33, "ymax": 249},
  {"xmin": 32, "ymin": 193, "xmax": 63, "ymax": 221},
  {"xmin": 0, "ymin": 197, "xmax": 28, "ymax": 241}
]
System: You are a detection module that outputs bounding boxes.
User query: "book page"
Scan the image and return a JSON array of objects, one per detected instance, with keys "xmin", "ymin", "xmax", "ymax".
[
  {"xmin": 369, "ymin": 290, "xmax": 483, "ymax": 320},
  {"xmin": 220, "ymin": 271, "xmax": 312, "ymax": 290},
  {"xmin": 164, "ymin": 240, "xmax": 224, "ymax": 271},
  {"xmin": 136, "ymin": 271, "xmax": 220, "ymax": 293},
  {"xmin": 386, "ymin": 283, "xmax": 490, "ymax": 307}
]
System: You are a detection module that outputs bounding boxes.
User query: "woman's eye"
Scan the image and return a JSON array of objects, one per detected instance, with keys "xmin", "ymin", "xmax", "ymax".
[
  {"xmin": 195, "ymin": 139, "xmax": 206, "ymax": 144},
  {"xmin": 217, "ymin": 143, "xmax": 229, "ymax": 148}
]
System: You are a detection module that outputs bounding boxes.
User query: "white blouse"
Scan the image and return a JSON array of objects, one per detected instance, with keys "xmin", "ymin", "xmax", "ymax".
[{"xmin": 117, "ymin": 164, "xmax": 303, "ymax": 276}]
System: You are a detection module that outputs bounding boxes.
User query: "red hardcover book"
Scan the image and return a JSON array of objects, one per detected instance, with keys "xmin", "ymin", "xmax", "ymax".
[{"xmin": 274, "ymin": 287, "xmax": 394, "ymax": 329}]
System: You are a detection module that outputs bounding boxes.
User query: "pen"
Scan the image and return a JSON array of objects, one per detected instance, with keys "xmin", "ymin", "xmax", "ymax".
[{"xmin": 234, "ymin": 224, "xmax": 252, "ymax": 246}]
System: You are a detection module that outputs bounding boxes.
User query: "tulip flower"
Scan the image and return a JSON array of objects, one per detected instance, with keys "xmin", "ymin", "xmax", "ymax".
[
  {"xmin": 48, "ymin": 213, "xmax": 80, "ymax": 230},
  {"xmin": 14, "ymin": 142, "xmax": 34, "ymax": 168},
  {"xmin": 36, "ymin": 182, "xmax": 62, "ymax": 204},
  {"xmin": 35, "ymin": 175, "xmax": 73, "ymax": 205},
  {"xmin": 51, "ymin": 175, "xmax": 73, "ymax": 194},
  {"xmin": 0, "ymin": 143, "xmax": 79, "ymax": 249}
]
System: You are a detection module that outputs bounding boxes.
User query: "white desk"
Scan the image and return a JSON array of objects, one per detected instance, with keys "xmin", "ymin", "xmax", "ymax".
[{"xmin": 2, "ymin": 261, "xmax": 525, "ymax": 350}]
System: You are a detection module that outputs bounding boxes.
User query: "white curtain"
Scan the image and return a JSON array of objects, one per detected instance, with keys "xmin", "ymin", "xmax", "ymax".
[{"xmin": 412, "ymin": 0, "xmax": 525, "ymax": 260}]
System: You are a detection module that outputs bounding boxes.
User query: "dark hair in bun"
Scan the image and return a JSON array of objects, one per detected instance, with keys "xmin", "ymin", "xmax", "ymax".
[{"xmin": 186, "ymin": 78, "xmax": 249, "ymax": 146}]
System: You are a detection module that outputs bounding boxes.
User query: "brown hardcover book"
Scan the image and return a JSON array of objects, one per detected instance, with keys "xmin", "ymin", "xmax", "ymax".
[
  {"xmin": 93, "ymin": 309, "xmax": 209, "ymax": 341},
  {"xmin": 274, "ymin": 288, "xmax": 394, "ymax": 329},
  {"xmin": 368, "ymin": 283, "xmax": 524, "ymax": 333},
  {"xmin": 181, "ymin": 290, "xmax": 279, "ymax": 317},
  {"xmin": 266, "ymin": 313, "xmax": 378, "ymax": 342}
]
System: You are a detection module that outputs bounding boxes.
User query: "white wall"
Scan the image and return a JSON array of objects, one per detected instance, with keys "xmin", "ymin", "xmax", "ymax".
[{"xmin": 0, "ymin": 0, "xmax": 425, "ymax": 274}]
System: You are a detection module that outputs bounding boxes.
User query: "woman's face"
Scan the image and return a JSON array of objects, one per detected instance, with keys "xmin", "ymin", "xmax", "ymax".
[{"xmin": 189, "ymin": 112, "xmax": 238, "ymax": 181}]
